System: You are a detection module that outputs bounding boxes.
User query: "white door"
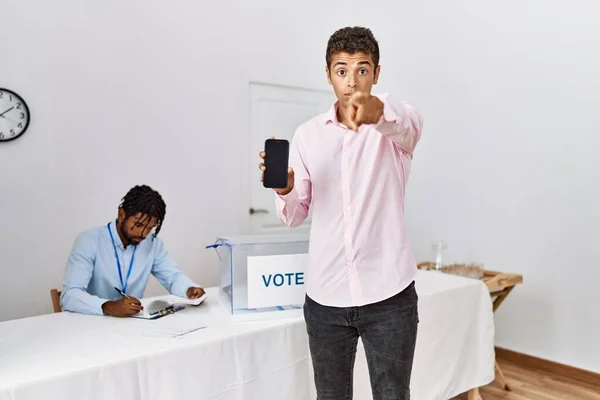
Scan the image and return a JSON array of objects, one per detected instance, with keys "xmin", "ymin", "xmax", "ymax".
[{"xmin": 247, "ymin": 82, "xmax": 335, "ymax": 234}]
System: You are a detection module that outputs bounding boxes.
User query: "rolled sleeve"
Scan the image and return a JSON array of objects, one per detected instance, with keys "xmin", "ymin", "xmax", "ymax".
[{"xmin": 374, "ymin": 93, "xmax": 423, "ymax": 157}]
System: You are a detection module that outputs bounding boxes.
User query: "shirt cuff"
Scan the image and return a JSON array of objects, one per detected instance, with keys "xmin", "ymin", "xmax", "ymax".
[
  {"xmin": 277, "ymin": 187, "xmax": 298, "ymax": 203},
  {"xmin": 94, "ymin": 297, "xmax": 110, "ymax": 316},
  {"xmin": 376, "ymin": 93, "xmax": 400, "ymax": 124},
  {"xmin": 171, "ymin": 276, "xmax": 199, "ymax": 299}
]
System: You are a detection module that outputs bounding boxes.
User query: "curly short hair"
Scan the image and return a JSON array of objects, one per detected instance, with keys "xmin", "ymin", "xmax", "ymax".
[
  {"xmin": 326, "ymin": 26, "xmax": 380, "ymax": 68},
  {"xmin": 119, "ymin": 185, "xmax": 166, "ymax": 238}
]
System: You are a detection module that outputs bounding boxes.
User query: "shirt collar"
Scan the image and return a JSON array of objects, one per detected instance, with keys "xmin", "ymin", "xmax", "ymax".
[
  {"xmin": 323, "ymin": 101, "xmax": 341, "ymax": 125},
  {"xmin": 107, "ymin": 220, "xmax": 125, "ymax": 249}
]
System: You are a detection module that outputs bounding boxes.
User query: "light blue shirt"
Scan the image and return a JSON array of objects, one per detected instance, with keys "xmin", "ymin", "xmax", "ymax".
[{"xmin": 60, "ymin": 221, "xmax": 198, "ymax": 315}]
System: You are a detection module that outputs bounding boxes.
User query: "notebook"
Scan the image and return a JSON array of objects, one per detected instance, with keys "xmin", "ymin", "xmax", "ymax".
[{"xmin": 132, "ymin": 293, "xmax": 207, "ymax": 319}]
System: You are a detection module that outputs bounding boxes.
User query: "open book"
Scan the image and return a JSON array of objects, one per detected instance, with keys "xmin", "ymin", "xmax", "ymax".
[{"xmin": 132, "ymin": 293, "xmax": 207, "ymax": 320}]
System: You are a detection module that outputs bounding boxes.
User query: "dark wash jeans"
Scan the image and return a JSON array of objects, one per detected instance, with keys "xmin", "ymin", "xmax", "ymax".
[{"xmin": 304, "ymin": 281, "xmax": 419, "ymax": 400}]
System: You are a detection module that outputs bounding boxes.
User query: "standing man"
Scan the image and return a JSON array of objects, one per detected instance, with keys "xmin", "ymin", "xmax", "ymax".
[
  {"xmin": 259, "ymin": 27, "xmax": 423, "ymax": 399},
  {"xmin": 60, "ymin": 185, "xmax": 205, "ymax": 317}
]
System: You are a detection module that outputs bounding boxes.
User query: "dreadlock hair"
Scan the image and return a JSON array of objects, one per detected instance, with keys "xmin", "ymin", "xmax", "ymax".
[
  {"xmin": 118, "ymin": 185, "xmax": 166, "ymax": 239},
  {"xmin": 326, "ymin": 26, "xmax": 380, "ymax": 69}
]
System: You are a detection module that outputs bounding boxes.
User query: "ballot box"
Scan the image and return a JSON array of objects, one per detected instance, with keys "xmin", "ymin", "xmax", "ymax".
[{"xmin": 205, "ymin": 233, "xmax": 309, "ymax": 321}]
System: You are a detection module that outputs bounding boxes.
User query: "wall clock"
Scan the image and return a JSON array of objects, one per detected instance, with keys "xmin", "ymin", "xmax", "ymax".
[{"xmin": 0, "ymin": 88, "xmax": 31, "ymax": 142}]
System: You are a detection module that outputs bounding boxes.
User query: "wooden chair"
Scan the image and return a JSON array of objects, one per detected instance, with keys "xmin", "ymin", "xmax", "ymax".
[{"xmin": 50, "ymin": 289, "xmax": 62, "ymax": 313}]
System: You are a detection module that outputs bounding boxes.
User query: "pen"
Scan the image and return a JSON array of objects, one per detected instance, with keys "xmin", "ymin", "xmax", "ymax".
[{"xmin": 114, "ymin": 286, "xmax": 130, "ymax": 299}]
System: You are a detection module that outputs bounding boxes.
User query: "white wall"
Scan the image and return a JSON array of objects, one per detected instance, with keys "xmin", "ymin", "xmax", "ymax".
[
  {"xmin": 0, "ymin": 0, "xmax": 359, "ymax": 322},
  {"xmin": 1, "ymin": 0, "xmax": 598, "ymax": 373},
  {"xmin": 386, "ymin": 1, "xmax": 600, "ymax": 373}
]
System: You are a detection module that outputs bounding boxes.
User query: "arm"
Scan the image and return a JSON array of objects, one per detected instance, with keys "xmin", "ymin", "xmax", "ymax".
[
  {"xmin": 275, "ymin": 130, "xmax": 312, "ymax": 228},
  {"xmin": 151, "ymin": 238, "xmax": 199, "ymax": 298},
  {"xmin": 374, "ymin": 93, "xmax": 423, "ymax": 157},
  {"xmin": 60, "ymin": 232, "xmax": 108, "ymax": 315}
]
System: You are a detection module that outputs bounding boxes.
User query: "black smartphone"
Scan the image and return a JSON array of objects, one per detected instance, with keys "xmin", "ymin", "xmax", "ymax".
[{"xmin": 263, "ymin": 138, "xmax": 289, "ymax": 189}]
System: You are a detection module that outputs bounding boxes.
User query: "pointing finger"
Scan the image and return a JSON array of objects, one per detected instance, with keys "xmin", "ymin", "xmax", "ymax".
[
  {"xmin": 355, "ymin": 105, "xmax": 366, "ymax": 126},
  {"xmin": 348, "ymin": 120, "xmax": 358, "ymax": 131}
]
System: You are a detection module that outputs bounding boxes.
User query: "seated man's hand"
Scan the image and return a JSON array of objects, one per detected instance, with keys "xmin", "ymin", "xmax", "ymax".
[
  {"xmin": 102, "ymin": 297, "xmax": 143, "ymax": 317},
  {"xmin": 186, "ymin": 287, "xmax": 206, "ymax": 302}
]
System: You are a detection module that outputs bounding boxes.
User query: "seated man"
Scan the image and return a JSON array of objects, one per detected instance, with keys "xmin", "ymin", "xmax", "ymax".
[{"xmin": 60, "ymin": 185, "xmax": 205, "ymax": 317}]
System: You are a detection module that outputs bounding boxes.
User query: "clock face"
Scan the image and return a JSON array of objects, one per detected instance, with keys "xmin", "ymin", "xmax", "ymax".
[{"xmin": 0, "ymin": 88, "xmax": 30, "ymax": 142}]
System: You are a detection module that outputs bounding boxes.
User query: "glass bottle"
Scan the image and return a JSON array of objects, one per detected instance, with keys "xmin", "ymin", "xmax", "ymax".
[{"xmin": 432, "ymin": 241, "xmax": 447, "ymax": 271}]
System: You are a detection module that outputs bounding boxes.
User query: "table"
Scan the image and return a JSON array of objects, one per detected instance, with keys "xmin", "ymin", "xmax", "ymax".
[
  {"xmin": 346, "ymin": 270, "xmax": 496, "ymax": 400},
  {"xmin": 0, "ymin": 270, "xmax": 494, "ymax": 400},
  {"xmin": 479, "ymin": 269, "xmax": 523, "ymax": 396},
  {"xmin": 418, "ymin": 263, "xmax": 524, "ymax": 399}
]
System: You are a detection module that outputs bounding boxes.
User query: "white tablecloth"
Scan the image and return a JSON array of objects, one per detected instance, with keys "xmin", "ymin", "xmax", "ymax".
[
  {"xmin": 349, "ymin": 271, "xmax": 495, "ymax": 399},
  {"xmin": 0, "ymin": 270, "xmax": 494, "ymax": 400}
]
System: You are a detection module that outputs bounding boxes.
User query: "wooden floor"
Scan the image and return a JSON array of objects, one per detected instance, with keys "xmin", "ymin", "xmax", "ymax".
[{"xmin": 453, "ymin": 358, "xmax": 600, "ymax": 400}]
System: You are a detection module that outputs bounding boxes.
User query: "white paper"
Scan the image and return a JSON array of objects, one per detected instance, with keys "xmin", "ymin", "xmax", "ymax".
[
  {"xmin": 247, "ymin": 253, "xmax": 308, "ymax": 309},
  {"xmin": 134, "ymin": 293, "xmax": 207, "ymax": 319},
  {"xmin": 140, "ymin": 315, "xmax": 208, "ymax": 338}
]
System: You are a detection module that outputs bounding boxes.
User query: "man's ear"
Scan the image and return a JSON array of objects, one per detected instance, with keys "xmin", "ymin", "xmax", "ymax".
[
  {"xmin": 373, "ymin": 65, "xmax": 381, "ymax": 85},
  {"xmin": 325, "ymin": 66, "xmax": 333, "ymax": 86},
  {"xmin": 117, "ymin": 208, "xmax": 125, "ymax": 223}
]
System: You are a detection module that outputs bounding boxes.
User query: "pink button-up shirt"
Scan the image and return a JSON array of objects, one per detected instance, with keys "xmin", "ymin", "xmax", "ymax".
[{"xmin": 275, "ymin": 93, "xmax": 423, "ymax": 307}]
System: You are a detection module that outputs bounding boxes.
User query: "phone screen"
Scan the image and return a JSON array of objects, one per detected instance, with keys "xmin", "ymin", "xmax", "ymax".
[{"xmin": 263, "ymin": 139, "xmax": 289, "ymax": 189}]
